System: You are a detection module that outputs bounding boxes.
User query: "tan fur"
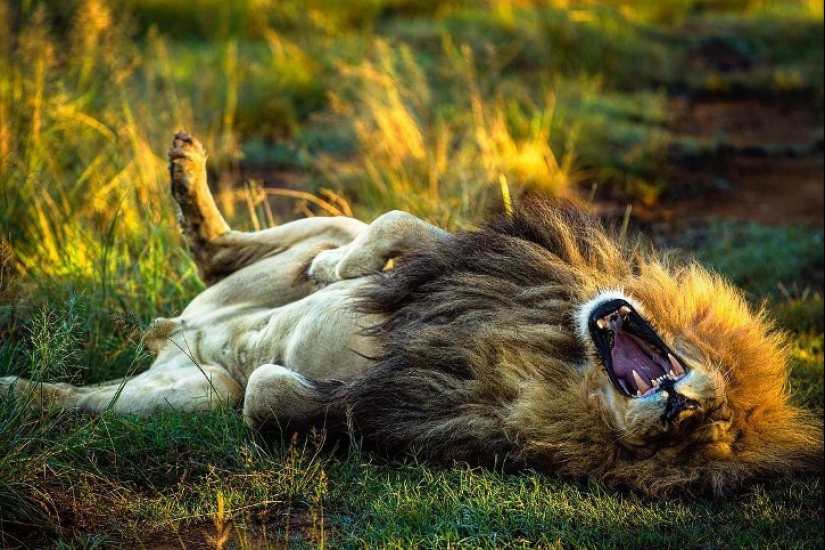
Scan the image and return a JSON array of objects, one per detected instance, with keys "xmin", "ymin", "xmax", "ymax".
[{"xmin": 1, "ymin": 132, "xmax": 821, "ymax": 498}]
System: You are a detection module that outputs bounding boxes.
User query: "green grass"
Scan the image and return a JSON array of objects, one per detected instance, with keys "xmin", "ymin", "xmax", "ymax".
[
  {"xmin": 2, "ymin": 400, "xmax": 822, "ymax": 548},
  {"xmin": 1, "ymin": 0, "xmax": 823, "ymax": 548},
  {"xmin": 693, "ymin": 223, "xmax": 824, "ymax": 301},
  {"xmin": 325, "ymin": 467, "xmax": 822, "ymax": 548}
]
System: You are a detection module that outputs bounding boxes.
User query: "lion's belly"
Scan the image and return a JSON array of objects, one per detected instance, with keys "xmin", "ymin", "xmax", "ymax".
[{"xmin": 158, "ymin": 278, "xmax": 381, "ymax": 387}]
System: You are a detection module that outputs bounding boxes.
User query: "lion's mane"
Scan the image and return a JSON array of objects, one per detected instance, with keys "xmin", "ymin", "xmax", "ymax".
[{"xmin": 295, "ymin": 197, "xmax": 823, "ymax": 497}]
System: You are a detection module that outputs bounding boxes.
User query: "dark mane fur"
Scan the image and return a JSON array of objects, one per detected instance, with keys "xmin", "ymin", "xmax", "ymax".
[{"xmin": 295, "ymin": 198, "xmax": 633, "ymax": 465}]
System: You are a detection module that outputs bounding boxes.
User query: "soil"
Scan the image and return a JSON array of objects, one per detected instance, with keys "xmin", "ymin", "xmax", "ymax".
[
  {"xmin": 239, "ymin": 97, "xmax": 824, "ymax": 231},
  {"xmin": 133, "ymin": 506, "xmax": 326, "ymax": 550},
  {"xmin": 660, "ymin": 98, "xmax": 824, "ymax": 228}
]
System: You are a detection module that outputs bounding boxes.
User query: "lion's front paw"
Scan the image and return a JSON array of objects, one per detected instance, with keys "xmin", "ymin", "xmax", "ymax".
[
  {"xmin": 308, "ymin": 239, "xmax": 389, "ymax": 283},
  {"xmin": 308, "ymin": 247, "xmax": 347, "ymax": 284},
  {"xmin": 167, "ymin": 131, "xmax": 208, "ymax": 202}
]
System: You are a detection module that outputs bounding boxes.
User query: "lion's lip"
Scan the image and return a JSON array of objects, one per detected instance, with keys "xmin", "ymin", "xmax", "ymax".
[{"xmin": 588, "ymin": 299, "xmax": 688, "ymax": 398}]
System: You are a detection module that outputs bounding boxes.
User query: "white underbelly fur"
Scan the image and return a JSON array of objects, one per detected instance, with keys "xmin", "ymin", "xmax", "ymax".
[{"xmin": 153, "ymin": 278, "xmax": 381, "ymax": 388}]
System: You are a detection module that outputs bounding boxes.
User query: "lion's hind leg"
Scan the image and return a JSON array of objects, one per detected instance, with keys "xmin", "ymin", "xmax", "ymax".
[
  {"xmin": 168, "ymin": 132, "xmax": 231, "ymax": 259},
  {"xmin": 0, "ymin": 359, "xmax": 243, "ymax": 415},
  {"xmin": 168, "ymin": 132, "xmax": 368, "ymax": 286}
]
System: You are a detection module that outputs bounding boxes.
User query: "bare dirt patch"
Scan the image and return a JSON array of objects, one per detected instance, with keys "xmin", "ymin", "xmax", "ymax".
[
  {"xmin": 666, "ymin": 154, "xmax": 823, "ymax": 226},
  {"xmin": 663, "ymin": 98, "xmax": 824, "ymax": 227}
]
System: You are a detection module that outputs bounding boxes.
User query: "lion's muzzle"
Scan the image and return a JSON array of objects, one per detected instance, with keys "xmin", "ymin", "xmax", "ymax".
[{"xmin": 659, "ymin": 377, "xmax": 700, "ymax": 425}]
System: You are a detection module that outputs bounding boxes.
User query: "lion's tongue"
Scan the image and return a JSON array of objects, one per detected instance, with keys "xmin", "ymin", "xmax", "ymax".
[{"xmin": 610, "ymin": 330, "xmax": 667, "ymax": 395}]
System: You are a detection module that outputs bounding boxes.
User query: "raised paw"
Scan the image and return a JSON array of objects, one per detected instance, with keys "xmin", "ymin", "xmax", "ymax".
[
  {"xmin": 167, "ymin": 131, "xmax": 208, "ymax": 203},
  {"xmin": 166, "ymin": 131, "xmax": 229, "ymax": 250}
]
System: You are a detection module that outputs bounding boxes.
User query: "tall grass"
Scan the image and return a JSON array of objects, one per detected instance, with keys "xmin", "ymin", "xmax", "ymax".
[
  {"xmin": 318, "ymin": 39, "xmax": 578, "ymax": 226},
  {"xmin": 3, "ymin": 2, "xmax": 174, "ymax": 273},
  {"xmin": 0, "ymin": 1, "xmax": 215, "ymax": 390}
]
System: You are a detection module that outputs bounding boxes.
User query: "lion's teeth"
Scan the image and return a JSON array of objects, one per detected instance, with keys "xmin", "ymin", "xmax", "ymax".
[
  {"xmin": 632, "ymin": 370, "xmax": 650, "ymax": 393},
  {"xmin": 668, "ymin": 354, "xmax": 685, "ymax": 376},
  {"xmin": 619, "ymin": 306, "xmax": 632, "ymax": 317},
  {"xmin": 651, "ymin": 378, "xmax": 660, "ymax": 389},
  {"xmin": 597, "ymin": 318, "xmax": 608, "ymax": 330}
]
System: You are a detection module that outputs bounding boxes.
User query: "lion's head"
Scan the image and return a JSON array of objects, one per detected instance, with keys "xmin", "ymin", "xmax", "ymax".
[
  {"xmin": 574, "ymin": 288, "xmax": 735, "ymax": 459},
  {"xmin": 558, "ymin": 256, "xmax": 822, "ymax": 495}
]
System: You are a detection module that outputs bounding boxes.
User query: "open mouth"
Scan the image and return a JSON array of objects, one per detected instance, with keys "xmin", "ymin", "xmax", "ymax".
[{"xmin": 588, "ymin": 298, "xmax": 689, "ymax": 398}]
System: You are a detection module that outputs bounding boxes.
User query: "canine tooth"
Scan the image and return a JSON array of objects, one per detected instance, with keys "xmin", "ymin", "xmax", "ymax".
[
  {"xmin": 619, "ymin": 306, "xmax": 632, "ymax": 317},
  {"xmin": 668, "ymin": 354, "xmax": 685, "ymax": 376},
  {"xmin": 597, "ymin": 318, "xmax": 608, "ymax": 330},
  {"xmin": 632, "ymin": 370, "xmax": 650, "ymax": 393}
]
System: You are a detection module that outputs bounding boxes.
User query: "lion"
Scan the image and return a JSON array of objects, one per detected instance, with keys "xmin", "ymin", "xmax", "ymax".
[{"xmin": 1, "ymin": 132, "xmax": 822, "ymax": 498}]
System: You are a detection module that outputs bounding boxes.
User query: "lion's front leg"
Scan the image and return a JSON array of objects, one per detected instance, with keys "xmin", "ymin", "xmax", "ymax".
[
  {"xmin": 242, "ymin": 364, "xmax": 342, "ymax": 431},
  {"xmin": 308, "ymin": 210, "xmax": 449, "ymax": 283}
]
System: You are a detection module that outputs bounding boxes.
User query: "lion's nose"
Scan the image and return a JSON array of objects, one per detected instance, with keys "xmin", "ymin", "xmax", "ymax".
[{"xmin": 663, "ymin": 390, "xmax": 700, "ymax": 424}]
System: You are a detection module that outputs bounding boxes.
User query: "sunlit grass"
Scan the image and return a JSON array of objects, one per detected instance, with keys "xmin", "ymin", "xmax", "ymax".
[
  {"xmin": 3, "ymin": 4, "xmax": 176, "ymax": 273},
  {"xmin": 317, "ymin": 39, "xmax": 578, "ymax": 226}
]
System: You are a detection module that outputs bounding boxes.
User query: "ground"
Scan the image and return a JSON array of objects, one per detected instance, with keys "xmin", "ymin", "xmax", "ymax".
[{"xmin": 664, "ymin": 97, "xmax": 823, "ymax": 227}]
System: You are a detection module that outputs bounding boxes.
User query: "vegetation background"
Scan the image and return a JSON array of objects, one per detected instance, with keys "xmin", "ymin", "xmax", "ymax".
[{"xmin": 0, "ymin": 0, "xmax": 822, "ymax": 548}]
